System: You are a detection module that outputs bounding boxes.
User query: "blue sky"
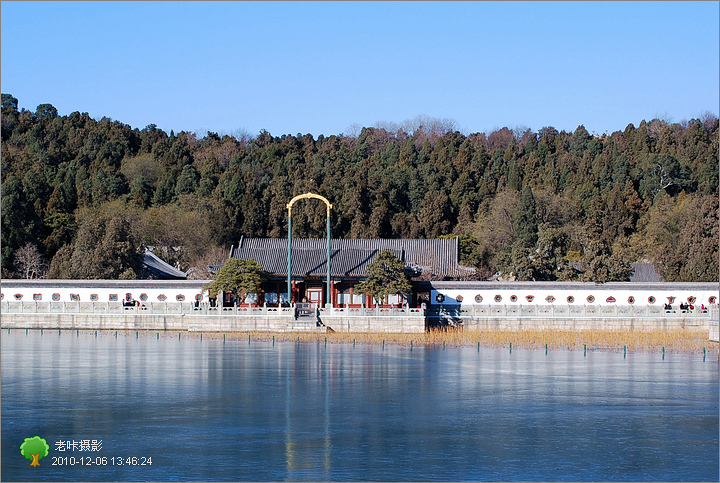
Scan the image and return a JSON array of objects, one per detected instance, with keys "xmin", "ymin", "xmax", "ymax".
[{"xmin": 2, "ymin": 1, "xmax": 718, "ymax": 138}]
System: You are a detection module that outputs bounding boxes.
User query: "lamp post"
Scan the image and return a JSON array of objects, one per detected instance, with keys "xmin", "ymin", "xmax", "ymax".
[{"xmin": 287, "ymin": 211, "xmax": 292, "ymax": 304}]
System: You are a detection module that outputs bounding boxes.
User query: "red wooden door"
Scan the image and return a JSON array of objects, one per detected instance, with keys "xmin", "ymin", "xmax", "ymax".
[{"xmin": 307, "ymin": 288, "xmax": 323, "ymax": 307}]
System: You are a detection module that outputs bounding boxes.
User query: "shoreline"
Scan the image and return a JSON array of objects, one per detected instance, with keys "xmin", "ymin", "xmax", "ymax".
[{"xmin": 8, "ymin": 327, "xmax": 718, "ymax": 355}]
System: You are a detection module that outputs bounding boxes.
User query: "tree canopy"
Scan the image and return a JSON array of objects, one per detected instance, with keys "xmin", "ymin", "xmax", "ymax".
[
  {"xmin": 1, "ymin": 95, "xmax": 717, "ymax": 282},
  {"xmin": 355, "ymin": 250, "xmax": 412, "ymax": 305},
  {"xmin": 204, "ymin": 258, "xmax": 267, "ymax": 302}
]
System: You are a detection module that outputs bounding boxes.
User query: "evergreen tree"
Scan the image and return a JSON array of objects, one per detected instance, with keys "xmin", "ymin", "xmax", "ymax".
[
  {"xmin": 152, "ymin": 173, "xmax": 176, "ymax": 206},
  {"xmin": 174, "ymin": 164, "xmax": 200, "ymax": 196},
  {"xmin": 513, "ymin": 185, "xmax": 538, "ymax": 247},
  {"xmin": 355, "ymin": 250, "xmax": 412, "ymax": 306},
  {"xmin": 204, "ymin": 258, "xmax": 267, "ymax": 303}
]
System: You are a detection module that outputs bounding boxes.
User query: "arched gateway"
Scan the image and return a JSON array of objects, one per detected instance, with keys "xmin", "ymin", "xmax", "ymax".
[{"xmin": 286, "ymin": 193, "xmax": 332, "ymax": 306}]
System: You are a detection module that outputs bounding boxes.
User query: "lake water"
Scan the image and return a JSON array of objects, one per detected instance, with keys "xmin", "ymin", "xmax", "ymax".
[{"xmin": 1, "ymin": 330, "xmax": 718, "ymax": 482}]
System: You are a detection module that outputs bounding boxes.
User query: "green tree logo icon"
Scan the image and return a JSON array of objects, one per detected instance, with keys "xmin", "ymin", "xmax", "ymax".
[{"xmin": 20, "ymin": 436, "xmax": 49, "ymax": 467}]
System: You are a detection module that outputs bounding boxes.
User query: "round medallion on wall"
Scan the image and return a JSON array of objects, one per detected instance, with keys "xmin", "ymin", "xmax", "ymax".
[
  {"xmin": 648, "ymin": 296, "xmax": 656, "ymax": 304},
  {"xmin": 606, "ymin": 296, "xmax": 616, "ymax": 303},
  {"xmin": 140, "ymin": 293, "xmax": 148, "ymax": 301},
  {"xmin": 176, "ymin": 295, "xmax": 185, "ymax": 301},
  {"xmin": 510, "ymin": 295, "xmax": 518, "ymax": 302},
  {"xmin": 474, "ymin": 294, "xmax": 483, "ymax": 303},
  {"xmin": 494, "ymin": 295, "xmax": 502, "ymax": 302},
  {"xmin": 52, "ymin": 293, "xmax": 60, "ymax": 301},
  {"xmin": 158, "ymin": 294, "xmax": 167, "ymax": 301},
  {"xmin": 709, "ymin": 296, "xmax": 717, "ymax": 304},
  {"xmin": 567, "ymin": 296, "xmax": 575, "ymax": 303},
  {"xmin": 455, "ymin": 295, "xmax": 463, "ymax": 303},
  {"xmin": 687, "ymin": 296, "xmax": 696, "ymax": 304},
  {"xmin": 627, "ymin": 296, "xmax": 635, "ymax": 304},
  {"xmin": 587, "ymin": 295, "xmax": 595, "ymax": 303},
  {"xmin": 525, "ymin": 295, "xmax": 534, "ymax": 302},
  {"xmin": 546, "ymin": 295, "xmax": 555, "ymax": 303},
  {"xmin": 14, "ymin": 293, "xmax": 23, "ymax": 300}
]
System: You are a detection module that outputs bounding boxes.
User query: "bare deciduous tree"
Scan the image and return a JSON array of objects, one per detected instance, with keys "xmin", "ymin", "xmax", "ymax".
[
  {"xmin": 699, "ymin": 110, "xmax": 718, "ymax": 133},
  {"xmin": 344, "ymin": 123, "xmax": 363, "ymax": 139},
  {"xmin": 401, "ymin": 115, "xmax": 460, "ymax": 140},
  {"xmin": 652, "ymin": 164, "xmax": 674, "ymax": 190},
  {"xmin": 186, "ymin": 246, "xmax": 232, "ymax": 280},
  {"xmin": 486, "ymin": 127, "xmax": 515, "ymax": 152},
  {"xmin": 14, "ymin": 243, "xmax": 48, "ymax": 279},
  {"xmin": 512, "ymin": 124, "xmax": 532, "ymax": 144}
]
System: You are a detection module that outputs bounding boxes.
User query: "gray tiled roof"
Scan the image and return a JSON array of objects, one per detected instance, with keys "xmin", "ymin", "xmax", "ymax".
[
  {"xmin": 230, "ymin": 238, "xmax": 473, "ymax": 279},
  {"xmin": 141, "ymin": 250, "xmax": 187, "ymax": 279},
  {"xmin": 630, "ymin": 263, "xmax": 662, "ymax": 282},
  {"xmin": 566, "ymin": 262, "xmax": 662, "ymax": 283}
]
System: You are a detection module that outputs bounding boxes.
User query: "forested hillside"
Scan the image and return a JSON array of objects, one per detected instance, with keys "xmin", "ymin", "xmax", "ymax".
[{"xmin": 1, "ymin": 94, "xmax": 718, "ymax": 282}]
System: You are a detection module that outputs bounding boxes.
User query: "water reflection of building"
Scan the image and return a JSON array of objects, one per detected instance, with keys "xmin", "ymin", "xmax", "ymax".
[{"xmin": 282, "ymin": 345, "xmax": 335, "ymax": 478}]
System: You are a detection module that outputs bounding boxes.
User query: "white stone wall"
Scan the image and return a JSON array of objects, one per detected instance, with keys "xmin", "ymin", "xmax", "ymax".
[
  {"xmin": 1, "ymin": 280, "xmax": 210, "ymax": 304},
  {"xmin": 432, "ymin": 285, "xmax": 718, "ymax": 308},
  {"xmin": 460, "ymin": 316, "xmax": 708, "ymax": 332}
]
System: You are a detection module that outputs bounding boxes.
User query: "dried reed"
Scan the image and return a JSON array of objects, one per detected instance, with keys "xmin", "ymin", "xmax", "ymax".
[
  {"xmin": 196, "ymin": 328, "xmax": 717, "ymax": 354},
  {"xmin": 50, "ymin": 328, "xmax": 717, "ymax": 354}
]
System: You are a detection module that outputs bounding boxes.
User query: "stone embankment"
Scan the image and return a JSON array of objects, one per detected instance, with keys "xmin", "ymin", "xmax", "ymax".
[
  {"xmin": 0, "ymin": 302, "xmax": 427, "ymax": 333},
  {"xmin": 709, "ymin": 306, "xmax": 719, "ymax": 342},
  {"xmin": 1, "ymin": 301, "xmax": 715, "ymax": 337}
]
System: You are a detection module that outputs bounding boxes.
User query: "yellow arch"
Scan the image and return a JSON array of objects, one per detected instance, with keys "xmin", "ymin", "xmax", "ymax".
[{"xmin": 287, "ymin": 192, "xmax": 332, "ymax": 217}]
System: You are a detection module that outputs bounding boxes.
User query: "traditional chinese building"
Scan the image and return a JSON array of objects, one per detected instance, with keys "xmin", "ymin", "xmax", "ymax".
[{"xmin": 227, "ymin": 237, "xmax": 474, "ymax": 307}]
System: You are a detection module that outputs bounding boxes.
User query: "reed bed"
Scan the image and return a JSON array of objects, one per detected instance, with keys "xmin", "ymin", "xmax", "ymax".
[
  {"xmin": 200, "ymin": 328, "xmax": 715, "ymax": 354},
  {"xmin": 38, "ymin": 328, "xmax": 717, "ymax": 354}
]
